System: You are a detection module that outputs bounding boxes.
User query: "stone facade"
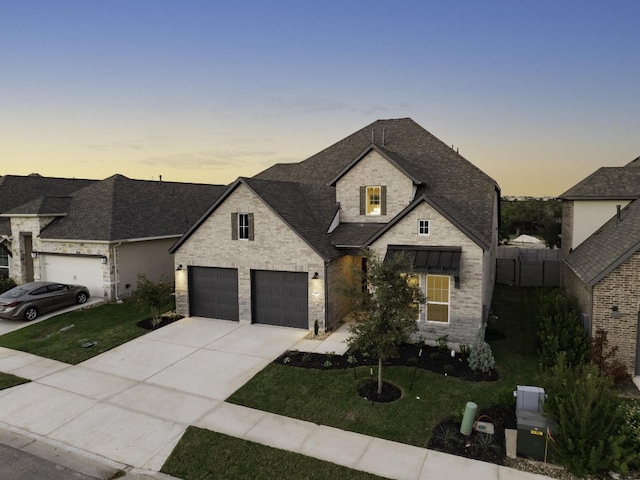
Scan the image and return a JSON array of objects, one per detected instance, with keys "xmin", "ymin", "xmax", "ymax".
[
  {"xmin": 369, "ymin": 202, "xmax": 486, "ymax": 344},
  {"xmin": 591, "ymin": 251, "xmax": 640, "ymax": 376},
  {"xmin": 173, "ymin": 183, "xmax": 326, "ymax": 328},
  {"xmin": 335, "ymin": 150, "xmax": 414, "ymax": 223}
]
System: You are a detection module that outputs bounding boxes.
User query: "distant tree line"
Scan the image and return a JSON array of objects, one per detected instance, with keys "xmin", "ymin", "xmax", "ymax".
[{"xmin": 500, "ymin": 198, "xmax": 561, "ymax": 248}]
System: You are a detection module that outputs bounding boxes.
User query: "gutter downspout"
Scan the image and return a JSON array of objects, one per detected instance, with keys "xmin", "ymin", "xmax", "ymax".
[{"xmin": 113, "ymin": 242, "xmax": 122, "ymax": 303}]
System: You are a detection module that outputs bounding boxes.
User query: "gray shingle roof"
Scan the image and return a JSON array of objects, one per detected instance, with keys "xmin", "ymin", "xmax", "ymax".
[
  {"xmin": 559, "ymin": 167, "xmax": 640, "ymax": 199},
  {"xmin": 0, "ymin": 175, "xmax": 95, "ymax": 236},
  {"xmin": 38, "ymin": 175, "xmax": 225, "ymax": 241},
  {"xmin": 565, "ymin": 198, "xmax": 640, "ymax": 286},
  {"xmin": 329, "ymin": 223, "xmax": 386, "ymax": 247},
  {"xmin": 256, "ymin": 118, "xmax": 498, "ymax": 249}
]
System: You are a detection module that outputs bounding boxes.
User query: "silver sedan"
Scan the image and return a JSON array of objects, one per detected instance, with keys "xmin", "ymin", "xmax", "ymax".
[{"xmin": 0, "ymin": 281, "xmax": 90, "ymax": 321}]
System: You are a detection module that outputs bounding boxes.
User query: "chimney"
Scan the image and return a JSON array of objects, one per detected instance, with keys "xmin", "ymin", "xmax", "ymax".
[{"xmin": 382, "ymin": 128, "xmax": 386, "ymax": 146}]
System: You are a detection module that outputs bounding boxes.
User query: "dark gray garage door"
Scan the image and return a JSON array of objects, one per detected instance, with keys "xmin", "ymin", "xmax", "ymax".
[
  {"xmin": 252, "ymin": 270, "xmax": 308, "ymax": 329},
  {"xmin": 189, "ymin": 267, "xmax": 239, "ymax": 321}
]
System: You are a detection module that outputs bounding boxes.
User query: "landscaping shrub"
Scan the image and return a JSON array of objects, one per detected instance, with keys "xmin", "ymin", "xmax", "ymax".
[
  {"xmin": 537, "ymin": 289, "xmax": 589, "ymax": 369},
  {"xmin": 135, "ymin": 274, "xmax": 174, "ymax": 327},
  {"xmin": 0, "ymin": 276, "xmax": 17, "ymax": 294},
  {"xmin": 618, "ymin": 400, "xmax": 640, "ymax": 472},
  {"xmin": 590, "ymin": 327, "xmax": 631, "ymax": 386},
  {"xmin": 468, "ymin": 332, "xmax": 495, "ymax": 374},
  {"xmin": 542, "ymin": 354, "xmax": 635, "ymax": 476}
]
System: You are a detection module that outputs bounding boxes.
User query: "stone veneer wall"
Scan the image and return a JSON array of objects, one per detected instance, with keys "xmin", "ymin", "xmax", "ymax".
[
  {"xmin": 369, "ymin": 201, "xmax": 485, "ymax": 344},
  {"xmin": 591, "ymin": 251, "xmax": 640, "ymax": 375},
  {"xmin": 173, "ymin": 183, "xmax": 325, "ymax": 330},
  {"xmin": 335, "ymin": 150, "xmax": 414, "ymax": 223},
  {"xmin": 560, "ymin": 200, "xmax": 574, "ymax": 261}
]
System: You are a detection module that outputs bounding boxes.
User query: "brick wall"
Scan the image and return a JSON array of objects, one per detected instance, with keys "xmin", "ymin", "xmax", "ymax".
[
  {"xmin": 592, "ymin": 251, "xmax": 640, "ymax": 375},
  {"xmin": 369, "ymin": 201, "xmax": 486, "ymax": 344},
  {"xmin": 335, "ymin": 150, "xmax": 414, "ymax": 223},
  {"xmin": 173, "ymin": 183, "xmax": 326, "ymax": 330}
]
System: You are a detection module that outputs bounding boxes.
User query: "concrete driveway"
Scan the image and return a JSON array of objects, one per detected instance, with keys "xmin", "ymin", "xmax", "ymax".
[{"xmin": 0, "ymin": 317, "xmax": 307, "ymax": 470}]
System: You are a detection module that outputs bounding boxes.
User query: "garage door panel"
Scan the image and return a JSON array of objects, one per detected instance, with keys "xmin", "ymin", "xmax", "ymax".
[
  {"xmin": 42, "ymin": 255, "xmax": 104, "ymax": 298},
  {"xmin": 252, "ymin": 270, "xmax": 308, "ymax": 329},
  {"xmin": 189, "ymin": 267, "xmax": 239, "ymax": 321}
]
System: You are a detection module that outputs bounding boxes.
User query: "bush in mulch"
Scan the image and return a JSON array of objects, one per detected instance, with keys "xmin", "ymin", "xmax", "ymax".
[
  {"xmin": 427, "ymin": 404, "xmax": 515, "ymax": 465},
  {"xmin": 274, "ymin": 343, "xmax": 499, "ymax": 382},
  {"xmin": 137, "ymin": 315, "xmax": 183, "ymax": 331}
]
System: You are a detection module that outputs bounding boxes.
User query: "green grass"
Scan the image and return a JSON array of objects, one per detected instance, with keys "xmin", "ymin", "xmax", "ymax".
[
  {"xmin": 0, "ymin": 372, "xmax": 29, "ymax": 390},
  {"xmin": 226, "ymin": 285, "xmax": 542, "ymax": 448},
  {"xmin": 162, "ymin": 427, "xmax": 385, "ymax": 480},
  {"xmin": 0, "ymin": 299, "xmax": 171, "ymax": 364}
]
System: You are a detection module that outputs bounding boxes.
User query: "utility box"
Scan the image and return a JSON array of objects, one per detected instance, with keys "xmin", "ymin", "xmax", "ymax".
[
  {"xmin": 516, "ymin": 409, "xmax": 556, "ymax": 461},
  {"xmin": 516, "ymin": 385, "xmax": 545, "ymax": 414}
]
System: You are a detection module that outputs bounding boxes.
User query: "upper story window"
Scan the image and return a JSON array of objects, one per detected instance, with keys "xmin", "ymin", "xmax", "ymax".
[
  {"xmin": 418, "ymin": 219, "xmax": 430, "ymax": 236},
  {"xmin": 231, "ymin": 213, "xmax": 254, "ymax": 241},
  {"xmin": 360, "ymin": 186, "xmax": 387, "ymax": 216}
]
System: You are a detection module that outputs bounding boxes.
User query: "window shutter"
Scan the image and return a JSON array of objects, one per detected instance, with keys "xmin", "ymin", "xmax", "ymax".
[
  {"xmin": 360, "ymin": 186, "xmax": 366, "ymax": 215},
  {"xmin": 231, "ymin": 213, "xmax": 238, "ymax": 240},
  {"xmin": 381, "ymin": 186, "xmax": 387, "ymax": 215},
  {"xmin": 248, "ymin": 213, "xmax": 254, "ymax": 241}
]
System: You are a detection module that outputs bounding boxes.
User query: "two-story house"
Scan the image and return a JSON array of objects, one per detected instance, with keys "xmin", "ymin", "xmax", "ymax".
[
  {"xmin": 560, "ymin": 156, "xmax": 640, "ymax": 376},
  {"xmin": 170, "ymin": 118, "xmax": 500, "ymax": 344}
]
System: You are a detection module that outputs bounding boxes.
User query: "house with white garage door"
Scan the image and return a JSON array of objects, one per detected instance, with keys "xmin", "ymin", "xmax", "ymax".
[
  {"xmin": 170, "ymin": 118, "xmax": 500, "ymax": 344},
  {"xmin": 1, "ymin": 174, "xmax": 224, "ymax": 300}
]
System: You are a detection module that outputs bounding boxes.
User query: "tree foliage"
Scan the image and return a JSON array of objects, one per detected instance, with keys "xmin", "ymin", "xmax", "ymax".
[
  {"xmin": 536, "ymin": 288, "xmax": 589, "ymax": 370},
  {"xmin": 135, "ymin": 274, "xmax": 173, "ymax": 327},
  {"xmin": 542, "ymin": 354, "xmax": 637, "ymax": 476},
  {"xmin": 500, "ymin": 198, "xmax": 561, "ymax": 248},
  {"xmin": 345, "ymin": 250, "xmax": 426, "ymax": 393}
]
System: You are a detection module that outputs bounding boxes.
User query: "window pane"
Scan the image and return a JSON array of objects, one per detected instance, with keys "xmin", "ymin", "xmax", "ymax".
[
  {"xmin": 366, "ymin": 186, "xmax": 381, "ymax": 215},
  {"xmin": 426, "ymin": 274, "xmax": 449, "ymax": 322},
  {"xmin": 238, "ymin": 213, "xmax": 249, "ymax": 239},
  {"xmin": 427, "ymin": 304, "xmax": 448, "ymax": 322}
]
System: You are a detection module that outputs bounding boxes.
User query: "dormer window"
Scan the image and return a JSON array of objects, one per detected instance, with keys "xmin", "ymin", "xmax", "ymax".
[{"xmin": 360, "ymin": 186, "xmax": 387, "ymax": 216}]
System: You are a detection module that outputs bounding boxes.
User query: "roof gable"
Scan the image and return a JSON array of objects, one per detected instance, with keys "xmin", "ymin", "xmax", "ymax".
[
  {"xmin": 366, "ymin": 194, "xmax": 490, "ymax": 250},
  {"xmin": 328, "ymin": 144, "xmax": 422, "ymax": 186},
  {"xmin": 170, "ymin": 177, "xmax": 340, "ymax": 260},
  {"xmin": 565, "ymin": 198, "xmax": 640, "ymax": 286}
]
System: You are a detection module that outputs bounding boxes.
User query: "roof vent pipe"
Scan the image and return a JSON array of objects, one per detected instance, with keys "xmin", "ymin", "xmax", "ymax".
[
  {"xmin": 382, "ymin": 128, "xmax": 386, "ymax": 146},
  {"xmin": 617, "ymin": 204, "xmax": 621, "ymax": 225},
  {"xmin": 371, "ymin": 129, "xmax": 375, "ymax": 144}
]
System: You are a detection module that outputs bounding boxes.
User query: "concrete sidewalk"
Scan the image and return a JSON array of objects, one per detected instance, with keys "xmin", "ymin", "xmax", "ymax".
[{"xmin": 0, "ymin": 317, "xmax": 553, "ymax": 480}]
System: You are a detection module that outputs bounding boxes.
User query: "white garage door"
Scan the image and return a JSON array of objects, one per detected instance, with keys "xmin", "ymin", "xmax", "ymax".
[{"xmin": 42, "ymin": 255, "xmax": 104, "ymax": 298}]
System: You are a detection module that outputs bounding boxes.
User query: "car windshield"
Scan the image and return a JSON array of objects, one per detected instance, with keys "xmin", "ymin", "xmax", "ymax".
[{"xmin": 0, "ymin": 286, "xmax": 30, "ymax": 299}]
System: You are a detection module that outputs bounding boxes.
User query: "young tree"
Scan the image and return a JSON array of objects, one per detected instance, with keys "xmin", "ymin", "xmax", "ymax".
[
  {"xmin": 135, "ymin": 274, "xmax": 174, "ymax": 327},
  {"xmin": 346, "ymin": 250, "xmax": 426, "ymax": 394}
]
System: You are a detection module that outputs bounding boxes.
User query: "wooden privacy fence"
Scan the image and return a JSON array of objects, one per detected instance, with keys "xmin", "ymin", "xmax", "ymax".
[{"xmin": 496, "ymin": 247, "xmax": 561, "ymax": 287}]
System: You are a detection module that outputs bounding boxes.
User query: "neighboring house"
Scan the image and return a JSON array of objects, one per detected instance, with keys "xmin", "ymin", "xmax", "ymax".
[
  {"xmin": 171, "ymin": 118, "xmax": 500, "ymax": 344},
  {"xmin": 560, "ymin": 156, "xmax": 640, "ymax": 376},
  {"xmin": 0, "ymin": 174, "xmax": 97, "ymax": 278},
  {"xmin": 1, "ymin": 174, "xmax": 225, "ymax": 300}
]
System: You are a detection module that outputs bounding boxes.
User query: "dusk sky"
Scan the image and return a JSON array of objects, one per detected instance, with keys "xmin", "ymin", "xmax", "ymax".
[{"xmin": 2, "ymin": 1, "xmax": 638, "ymax": 196}]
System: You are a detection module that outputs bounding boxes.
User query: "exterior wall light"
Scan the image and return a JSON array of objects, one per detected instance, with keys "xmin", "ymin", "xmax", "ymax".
[
  {"xmin": 176, "ymin": 264, "xmax": 183, "ymax": 271},
  {"xmin": 100, "ymin": 256, "xmax": 107, "ymax": 264},
  {"xmin": 30, "ymin": 251, "xmax": 38, "ymax": 258},
  {"xmin": 312, "ymin": 272, "xmax": 319, "ymax": 279}
]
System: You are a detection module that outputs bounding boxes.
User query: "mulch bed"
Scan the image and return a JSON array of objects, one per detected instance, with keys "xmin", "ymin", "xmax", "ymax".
[
  {"xmin": 427, "ymin": 404, "xmax": 515, "ymax": 465},
  {"xmin": 357, "ymin": 380, "xmax": 402, "ymax": 403},
  {"xmin": 274, "ymin": 343, "xmax": 499, "ymax": 382},
  {"xmin": 137, "ymin": 315, "xmax": 183, "ymax": 331}
]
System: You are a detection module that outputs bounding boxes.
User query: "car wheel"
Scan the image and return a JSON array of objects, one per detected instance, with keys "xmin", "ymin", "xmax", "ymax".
[
  {"xmin": 76, "ymin": 292, "xmax": 88, "ymax": 305},
  {"xmin": 24, "ymin": 307, "xmax": 38, "ymax": 321}
]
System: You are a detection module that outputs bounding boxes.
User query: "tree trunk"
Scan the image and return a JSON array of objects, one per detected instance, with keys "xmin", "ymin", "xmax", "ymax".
[{"xmin": 378, "ymin": 358, "xmax": 383, "ymax": 394}]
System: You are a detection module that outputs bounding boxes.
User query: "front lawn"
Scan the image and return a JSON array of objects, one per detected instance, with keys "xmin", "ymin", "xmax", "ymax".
[
  {"xmin": 0, "ymin": 372, "xmax": 29, "ymax": 390},
  {"xmin": 162, "ymin": 427, "xmax": 385, "ymax": 480},
  {"xmin": 0, "ymin": 299, "xmax": 172, "ymax": 364},
  {"xmin": 227, "ymin": 285, "xmax": 541, "ymax": 448}
]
